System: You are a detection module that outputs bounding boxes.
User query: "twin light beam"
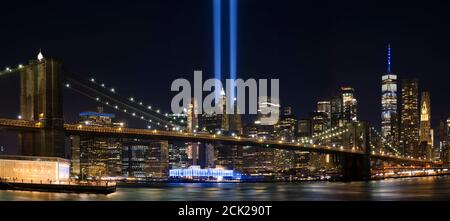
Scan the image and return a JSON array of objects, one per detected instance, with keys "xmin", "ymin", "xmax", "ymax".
[{"xmin": 214, "ymin": 0, "xmax": 238, "ymax": 103}]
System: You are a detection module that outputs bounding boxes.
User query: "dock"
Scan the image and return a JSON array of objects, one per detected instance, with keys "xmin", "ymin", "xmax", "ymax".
[{"xmin": 0, "ymin": 179, "xmax": 116, "ymax": 194}]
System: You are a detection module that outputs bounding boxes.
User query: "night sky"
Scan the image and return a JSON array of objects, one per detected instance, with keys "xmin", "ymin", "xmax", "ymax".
[{"xmin": 1, "ymin": 0, "xmax": 450, "ymax": 152}]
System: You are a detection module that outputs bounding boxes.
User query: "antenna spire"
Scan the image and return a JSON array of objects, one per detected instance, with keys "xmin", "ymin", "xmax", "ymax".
[
  {"xmin": 387, "ymin": 44, "xmax": 391, "ymax": 73},
  {"xmin": 37, "ymin": 48, "xmax": 44, "ymax": 61}
]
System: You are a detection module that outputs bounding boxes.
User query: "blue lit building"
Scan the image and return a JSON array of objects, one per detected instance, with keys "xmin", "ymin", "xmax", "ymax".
[
  {"xmin": 169, "ymin": 166, "xmax": 241, "ymax": 181},
  {"xmin": 381, "ymin": 44, "xmax": 399, "ymax": 148}
]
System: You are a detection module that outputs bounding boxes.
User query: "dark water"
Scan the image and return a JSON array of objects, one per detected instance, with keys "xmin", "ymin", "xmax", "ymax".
[{"xmin": 1, "ymin": 176, "xmax": 450, "ymax": 201}]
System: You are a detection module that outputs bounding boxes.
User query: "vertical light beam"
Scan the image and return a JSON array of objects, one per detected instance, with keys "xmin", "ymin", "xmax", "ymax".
[
  {"xmin": 387, "ymin": 43, "xmax": 391, "ymax": 73},
  {"xmin": 229, "ymin": 0, "xmax": 237, "ymax": 102},
  {"xmin": 213, "ymin": 0, "xmax": 222, "ymax": 103}
]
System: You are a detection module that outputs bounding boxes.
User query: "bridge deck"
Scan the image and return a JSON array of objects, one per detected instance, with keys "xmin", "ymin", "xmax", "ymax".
[{"xmin": 0, "ymin": 118, "xmax": 441, "ymax": 165}]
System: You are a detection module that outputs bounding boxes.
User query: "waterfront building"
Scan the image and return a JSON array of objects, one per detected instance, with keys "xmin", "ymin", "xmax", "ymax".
[
  {"xmin": 122, "ymin": 140, "xmax": 169, "ymax": 180},
  {"xmin": 169, "ymin": 165, "xmax": 240, "ymax": 181},
  {"xmin": 242, "ymin": 146, "xmax": 275, "ymax": 178},
  {"xmin": 168, "ymin": 142, "xmax": 190, "ymax": 169},
  {"xmin": 199, "ymin": 143, "xmax": 216, "ymax": 168},
  {"xmin": 0, "ymin": 155, "xmax": 70, "ymax": 183},
  {"xmin": 70, "ymin": 109, "xmax": 124, "ymax": 178}
]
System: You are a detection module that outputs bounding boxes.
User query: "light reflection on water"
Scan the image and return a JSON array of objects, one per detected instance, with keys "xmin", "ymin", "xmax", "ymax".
[{"xmin": 1, "ymin": 176, "xmax": 450, "ymax": 201}]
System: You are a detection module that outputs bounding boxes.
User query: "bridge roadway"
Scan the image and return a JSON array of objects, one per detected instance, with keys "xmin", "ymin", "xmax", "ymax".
[{"xmin": 0, "ymin": 118, "xmax": 442, "ymax": 166}]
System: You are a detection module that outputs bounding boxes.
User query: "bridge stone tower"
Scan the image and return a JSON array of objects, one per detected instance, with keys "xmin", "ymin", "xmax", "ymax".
[
  {"xmin": 339, "ymin": 122, "xmax": 372, "ymax": 181},
  {"xmin": 19, "ymin": 55, "xmax": 65, "ymax": 158}
]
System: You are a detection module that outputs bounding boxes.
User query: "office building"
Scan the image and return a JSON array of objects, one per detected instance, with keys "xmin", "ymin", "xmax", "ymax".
[
  {"xmin": 122, "ymin": 140, "xmax": 169, "ymax": 180},
  {"xmin": 331, "ymin": 87, "xmax": 357, "ymax": 127},
  {"xmin": 400, "ymin": 79, "xmax": 420, "ymax": 157},
  {"xmin": 439, "ymin": 118, "xmax": 450, "ymax": 163},
  {"xmin": 70, "ymin": 109, "xmax": 124, "ymax": 178},
  {"xmin": 419, "ymin": 91, "xmax": 432, "ymax": 159},
  {"xmin": 381, "ymin": 44, "xmax": 399, "ymax": 148}
]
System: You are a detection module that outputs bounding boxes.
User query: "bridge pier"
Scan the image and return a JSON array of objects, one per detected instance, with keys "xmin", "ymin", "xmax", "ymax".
[
  {"xmin": 19, "ymin": 57, "xmax": 65, "ymax": 157},
  {"xmin": 340, "ymin": 153, "xmax": 371, "ymax": 181},
  {"xmin": 338, "ymin": 122, "xmax": 372, "ymax": 181}
]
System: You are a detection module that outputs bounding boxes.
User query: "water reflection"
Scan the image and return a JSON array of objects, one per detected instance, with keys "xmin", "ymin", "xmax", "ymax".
[{"xmin": 1, "ymin": 176, "xmax": 449, "ymax": 201}]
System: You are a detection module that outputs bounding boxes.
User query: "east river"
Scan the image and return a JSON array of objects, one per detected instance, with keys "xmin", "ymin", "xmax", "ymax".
[{"xmin": 1, "ymin": 176, "xmax": 450, "ymax": 201}]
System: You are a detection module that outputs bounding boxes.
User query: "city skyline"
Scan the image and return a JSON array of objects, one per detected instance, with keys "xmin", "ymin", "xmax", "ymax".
[
  {"xmin": 1, "ymin": 0, "xmax": 450, "ymax": 131},
  {"xmin": 2, "ymin": 0, "xmax": 450, "ymax": 208}
]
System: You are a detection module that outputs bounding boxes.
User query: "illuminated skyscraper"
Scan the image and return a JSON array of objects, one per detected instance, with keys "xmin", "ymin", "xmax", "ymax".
[
  {"xmin": 400, "ymin": 78, "xmax": 419, "ymax": 157},
  {"xmin": 381, "ymin": 44, "xmax": 399, "ymax": 148},
  {"xmin": 168, "ymin": 142, "xmax": 189, "ymax": 169},
  {"xmin": 187, "ymin": 97, "xmax": 199, "ymax": 132},
  {"xmin": 274, "ymin": 106, "xmax": 298, "ymax": 174},
  {"xmin": 70, "ymin": 109, "xmax": 124, "ymax": 178},
  {"xmin": 331, "ymin": 87, "xmax": 357, "ymax": 127},
  {"xmin": 439, "ymin": 118, "xmax": 450, "ymax": 163},
  {"xmin": 317, "ymin": 100, "xmax": 331, "ymax": 129},
  {"xmin": 341, "ymin": 87, "xmax": 357, "ymax": 122},
  {"xmin": 419, "ymin": 91, "xmax": 432, "ymax": 159},
  {"xmin": 122, "ymin": 140, "xmax": 169, "ymax": 180}
]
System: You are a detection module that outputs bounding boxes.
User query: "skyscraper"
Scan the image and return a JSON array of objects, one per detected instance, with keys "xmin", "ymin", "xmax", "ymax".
[
  {"xmin": 274, "ymin": 106, "xmax": 298, "ymax": 174},
  {"xmin": 275, "ymin": 106, "xmax": 297, "ymax": 142},
  {"xmin": 122, "ymin": 140, "xmax": 169, "ymax": 180},
  {"xmin": 381, "ymin": 44, "xmax": 399, "ymax": 148},
  {"xmin": 439, "ymin": 118, "xmax": 450, "ymax": 163},
  {"xmin": 70, "ymin": 109, "xmax": 124, "ymax": 178},
  {"xmin": 331, "ymin": 87, "xmax": 357, "ymax": 127},
  {"xmin": 341, "ymin": 87, "xmax": 358, "ymax": 122},
  {"xmin": 317, "ymin": 100, "xmax": 331, "ymax": 129},
  {"xmin": 400, "ymin": 79, "xmax": 419, "ymax": 157},
  {"xmin": 187, "ymin": 97, "xmax": 199, "ymax": 132},
  {"xmin": 419, "ymin": 91, "xmax": 432, "ymax": 159}
]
